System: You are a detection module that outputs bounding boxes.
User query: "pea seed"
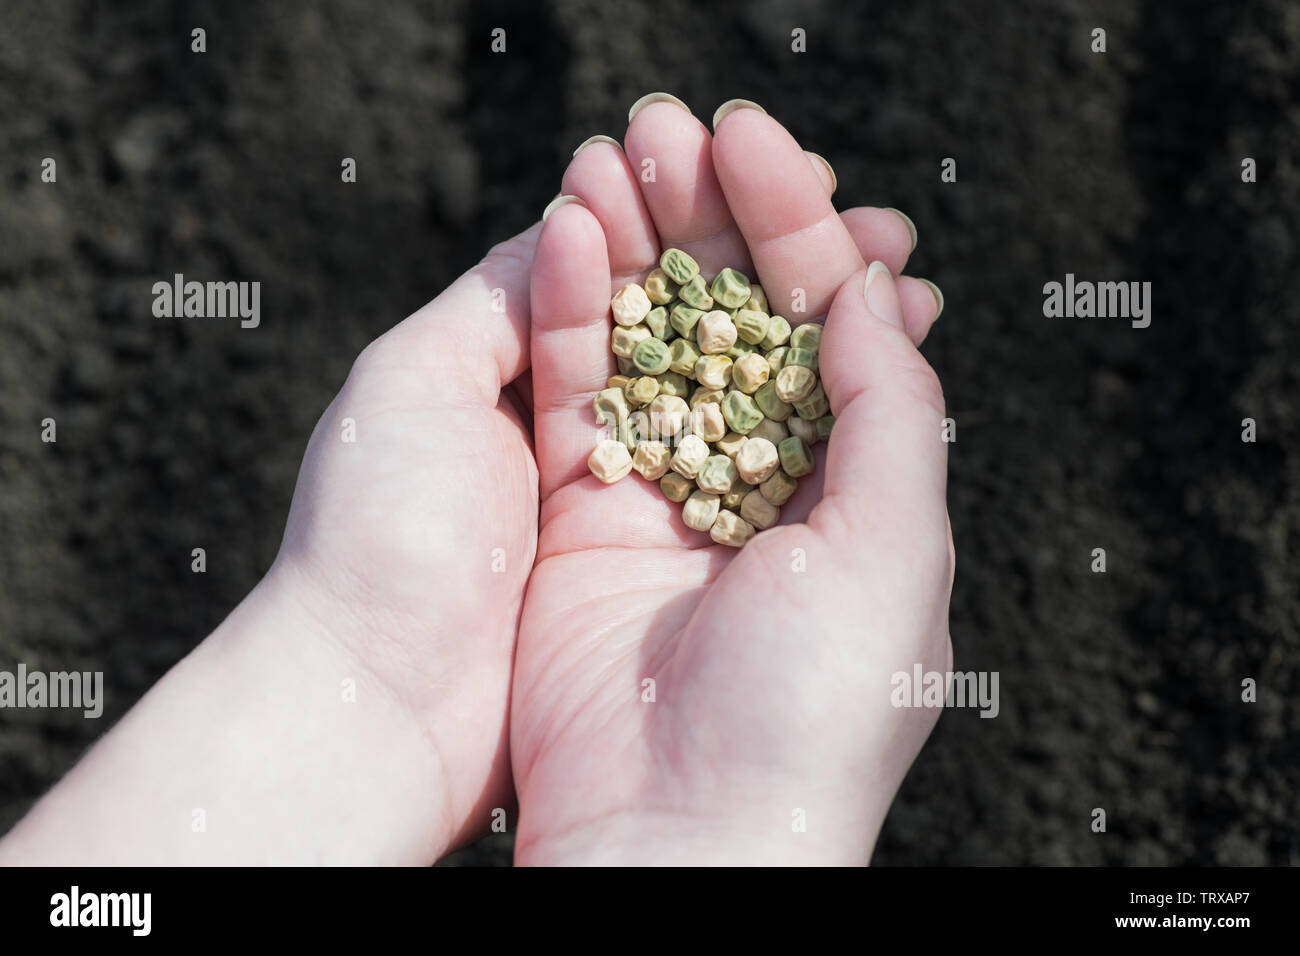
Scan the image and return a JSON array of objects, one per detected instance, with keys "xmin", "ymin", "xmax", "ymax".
[
  {"xmin": 611, "ymin": 323, "xmax": 651, "ymax": 358},
  {"xmin": 632, "ymin": 440, "xmax": 672, "ymax": 480},
  {"xmin": 617, "ymin": 355, "xmax": 636, "ymax": 376},
  {"xmin": 722, "ymin": 391, "xmax": 764, "ymax": 434},
  {"xmin": 759, "ymin": 468, "xmax": 797, "ymax": 506},
  {"xmin": 656, "ymin": 370, "xmax": 690, "ymax": 398},
  {"xmin": 731, "ymin": 353, "xmax": 770, "ymax": 393},
  {"xmin": 783, "ymin": 346, "xmax": 819, "ymax": 372},
  {"xmin": 677, "ymin": 274, "xmax": 714, "ymax": 310},
  {"xmin": 774, "ymin": 364, "xmax": 817, "ymax": 403},
  {"xmin": 682, "ymin": 490, "xmax": 721, "ymax": 532},
  {"xmin": 668, "ymin": 338, "xmax": 702, "ymax": 375},
  {"xmin": 816, "ymin": 414, "xmax": 835, "ymax": 441},
  {"xmin": 709, "ymin": 268, "xmax": 751, "ymax": 310},
  {"xmin": 632, "ymin": 337, "xmax": 671, "ymax": 375},
  {"xmin": 754, "ymin": 379, "xmax": 793, "ymax": 421},
  {"xmin": 588, "ymin": 439, "xmax": 633, "ymax": 483},
  {"xmin": 694, "ymin": 354, "xmax": 733, "ymax": 390},
  {"xmin": 716, "ymin": 431, "xmax": 748, "ymax": 458},
  {"xmin": 787, "ymin": 415, "xmax": 820, "ymax": 446},
  {"xmin": 789, "ymin": 322, "xmax": 823, "ymax": 352},
  {"xmin": 760, "ymin": 315, "xmax": 791, "ymax": 350},
  {"xmin": 722, "ymin": 480, "xmax": 753, "ymax": 511},
  {"xmin": 697, "ymin": 310, "xmax": 738, "ymax": 354},
  {"xmin": 647, "ymin": 394, "xmax": 689, "ymax": 439},
  {"xmin": 670, "ymin": 434, "xmax": 710, "ymax": 479},
  {"xmin": 764, "ymin": 345, "xmax": 789, "ymax": 376},
  {"xmin": 793, "ymin": 381, "xmax": 829, "ymax": 420},
  {"xmin": 645, "ymin": 267, "xmax": 680, "ymax": 305},
  {"xmin": 607, "ymin": 374, "xmax": 633, "ymax": 391},
  {"xmin": 709, "ymin": 509, "xmax": 755, "ymax": 548},
  {"xmin": 697, "ymin": 454, "xmax": 739, "ymax": 494},
  {"xmin": 611, "ymin": 283, "xmax": 652, "ymax": 326},
  {"xmin": 778, "ymin": 435, "xmax": 815, "ymax": 478},
  {"xmin": 593, "ymin": 387, "xmax": 630, "ymax": 429},
  {"xmin": 740, "ymin": 489, "xmax": 780, "ymax": 530},
  {"xmin": 733, "ymin": 309, "xmax": 770, "ymax": 345},
  {"xmin": 660, "ymin": 471, "xmax": 695, "ymax": 502},
  {"xmin": 626, "ymin": 409, "xmax": 650, "ymax": 449},
  {"xmin": 748, "ymin": 417, "xmax": 789, "ymax": 446},
  {"xmin": 689, "ymin": 385, "xmax": 726, "ymax": 408},
  {"xmin": 734, "ymin": 436, "xmax": 781, "ymax": 484},
  {"xmin": 669, "ymin": 303, "xmax": 705, "ymax": 340},
  {"xmin": 660, "ymin": 248, "xmax": 700, "ymax": 285},
  {"xmin": 689, "ymin": 401, "xmax": 726, "ymax": 442},
  {"xmin": 625, "ymin": 375, "xmax": 660, "ymax": 407},
  {"xmin": 644, "ymin": 305, "xmax": 675, "ymax": 341},
  {"xmin": 744, "ymin": 284, "xmax": 770, "ymax": 315}
]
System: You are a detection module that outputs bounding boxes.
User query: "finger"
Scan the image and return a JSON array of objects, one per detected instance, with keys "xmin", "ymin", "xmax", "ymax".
[
  {"xmin": 712, "ymin": 104, "xmax": 864, "ymax": 320},
  {"xmin": 561, "ymin": 137, "xmax": 659, "ymax": 281},
  {"xmin": 840, "ymin": 207, "xmax": 942, "ymax": 346},
  {"xmin": 530, "ymin": 201, "xmax": 615, "ymax": 500},
  {"xmin": 839, "ymin": 207, "xmax": 915, "ymax": 276},
  {"xmin": 813, "ymin": 262, "xmax": 949, "ymax": 560},
  {"xmin": 371, "ymin": 222, "xmax": 540, "ymax": 405},
  {"xmin": 624, "ymin": 96, "xmax": 752, "ymax": 275}
]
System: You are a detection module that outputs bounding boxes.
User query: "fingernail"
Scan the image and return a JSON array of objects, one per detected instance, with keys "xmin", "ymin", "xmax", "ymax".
[
  {"xmin": 807, "ymin": 152, "xmax": 837, "ymax": 193},
  {"xmin": 919, "ymin": 278, "xmax": 944, "ymax": 319},
  {"xmin": 885, "ymin": 208, "xmax": 917, "ymax": 253},
  {"xmin": 628, "ymin": 92, "xmax": 692, "ymax": 123},
  {"xmin": 542, "ymin": 194, "xmax": 588, "ymax": 222},
  {"xmin": 863, "ymin": 261, "xmax": 903, "ymax": 329},
  {"xmin": 711, "ymin": 98, "xmax": 765, "ymax": 131},
  {"xmin": 572, "ymin": 134, "xmax": 622, "ymax": 158}
]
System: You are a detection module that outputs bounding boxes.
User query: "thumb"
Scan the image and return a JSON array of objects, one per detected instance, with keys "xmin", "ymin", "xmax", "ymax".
[{"xmin": 813, "ymin": 262, "xmax": 950, "ymax": 556}]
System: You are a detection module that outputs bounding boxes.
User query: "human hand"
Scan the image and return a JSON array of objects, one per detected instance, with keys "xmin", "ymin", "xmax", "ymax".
[
  {"xmin": 0, "ymin": 227, "xmax": 543, "ymax": 864},
  {"xmin": 511, "ymin": 96, "xmax": 952, "ymax": 865}
]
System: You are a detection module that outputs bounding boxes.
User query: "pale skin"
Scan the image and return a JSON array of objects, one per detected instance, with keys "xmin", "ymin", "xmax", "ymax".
[{"xmin": 0, "ymin": 96, "xmax": 951, "ymax": 865}]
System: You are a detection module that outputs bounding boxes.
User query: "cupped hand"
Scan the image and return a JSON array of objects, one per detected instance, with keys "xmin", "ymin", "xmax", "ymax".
[
  {"xmin": 512, "ymin": 97, "xmax": 953, "ymax": 864},
  {"xmin": 269, "ymin": 225, "xmax": 542, "ymax": 851}
]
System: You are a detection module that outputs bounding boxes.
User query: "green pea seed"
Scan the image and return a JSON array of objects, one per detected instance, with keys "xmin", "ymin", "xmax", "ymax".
[
  {"xmin": 789, "ymin": 322, "xmax": 823, "ymax": 352},
  {"xmin": 644, "ymin": 305, "xmax": 675, "ymax": 341},
  {"xmin": 696, "ymin": 454, "xmax": 739, "ymax": 495},
  {"xmin": 660, "ymin": 248, "xmax": 700, "ymax": 285},
  {"xmin": 783, "ymin": 347, "xmax": 819, "ymax": 372},
  {"xmin": 616, "ymin": 355, "xmax": 636, "ymax": 376},
  {"xmin": 759, "ymin": 469, "xmax": 797, "ymax": 506},
  {"xmin": 754, "ymin": 380, "xmax": 794, "ymax": 421},
  {"xmin": 794, "ymin": 382, "xmax": 829, "ymax": 420},
  {"xmin": 669, "ymin": 303, "xmax": 705, "ymax": 340},
  {"xmin": 660, "ymin": 471, "xmax": 695, "ymax": 502},
  {"xmin": 760, "ymin": 314, "xmax": 791, "ymax": 350},
  {"xmin": 710, "ymin": 268, "xmax": 752, "ymax": 310},
  {"xmin": 632, "ymin": 337, "xmax": 672, "ymax": 375},
  {"xmin": 656, "ymin": 370, "xmax": 691, "ymax": 398},
  {"xmin": 668, "ymin": 338, "xmax": 702, "ymax": 375},
  {"xmin": 778, "ymin": 435, "xmax": 815, "ymax": 478},
  {"xmin": 677, "ymin": 274, "xmax": 714, "ymax": 310},
  {"xmin": 816, "ymin": 414, "xmax": 835, "ymax": 441},
  {"xmin": 733, "ymin": 309, "xmax": 771, "ymax": 346},
  {"xmin": 722, "ymin": 391, "xmax": 764, "ymax": 434}
]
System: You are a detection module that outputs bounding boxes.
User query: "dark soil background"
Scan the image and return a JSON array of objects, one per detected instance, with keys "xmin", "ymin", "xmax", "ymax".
[{"xmin": 2, "ymin": 0, "xmax": 1297, "ymax": 865}]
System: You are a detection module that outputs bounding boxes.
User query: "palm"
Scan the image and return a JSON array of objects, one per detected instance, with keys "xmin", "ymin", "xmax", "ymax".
[{"xmin": 512, "ymin": 100, "xmax": 948, "ymax": 861}]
